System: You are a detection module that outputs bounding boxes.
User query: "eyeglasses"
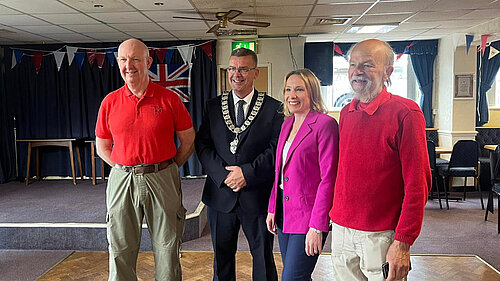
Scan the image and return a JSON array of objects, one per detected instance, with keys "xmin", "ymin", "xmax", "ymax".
[{"xmin": 227, "ymin": 67, "xmax": 256, "ymax": 74}]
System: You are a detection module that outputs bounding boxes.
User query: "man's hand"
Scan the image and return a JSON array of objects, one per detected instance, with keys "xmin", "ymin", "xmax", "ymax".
[
  {"xmin": 385, "ymin": 240, "xmax": 411, "ymax": 281},
  {"xmin": 305, "ymin": 229, "xmax": 323, "ymax": 256},
  {"xmin": 266, "ymin": 213, "xmax": 277, "ymax": 235},
  {"xmin": 224, "ymin": 166, "xmax": 247, "ymax": 192}
]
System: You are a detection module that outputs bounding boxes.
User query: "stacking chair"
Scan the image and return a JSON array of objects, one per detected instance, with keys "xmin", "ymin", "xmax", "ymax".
[
  {"xmin": 485, "ymin": 145, "xmax": 500, "ymax": 233},
  {"xmin": 427, "ymin": 141, "xmax": 443, "ymax": 209},
  {"xmin": 437, "ymin": 140, "xmax": 484, "ymax": 210}
]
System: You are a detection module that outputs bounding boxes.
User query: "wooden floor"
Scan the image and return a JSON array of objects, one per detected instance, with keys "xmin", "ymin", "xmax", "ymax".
[{"xmin": 39, "ymin": 251, "xmax": 500, "ymax": 281}]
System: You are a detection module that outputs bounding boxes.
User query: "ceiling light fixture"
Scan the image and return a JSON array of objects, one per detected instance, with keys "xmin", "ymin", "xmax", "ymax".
[
  {"xmin": 315, "ymin": 18, "xmax": 351, "ymax": 26},
  {"xmin": 346, "ymin": 24, "xmax": 398, "ymax": 34},
  {"xmin": 93, "ymin": 4, "xmax": 104, "ymax": 8},
  {"xmin": 154, "ymin": 2, "xmax": 164, "ymax": 6}
]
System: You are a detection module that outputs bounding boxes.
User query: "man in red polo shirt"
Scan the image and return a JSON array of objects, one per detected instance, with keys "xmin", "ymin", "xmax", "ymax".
[
  {"xmin": 95, "ymin": 38, "xmax": 195, "ymax": 281},
  {"xmin": 329, "ymin": 39, "xmax": 431, "ymax": 281}
]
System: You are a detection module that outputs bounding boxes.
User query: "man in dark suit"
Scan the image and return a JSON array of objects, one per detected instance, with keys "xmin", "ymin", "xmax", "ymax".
[{"xmin": 195, "ymin": 48, "xmax": 283, "ymax": 281}]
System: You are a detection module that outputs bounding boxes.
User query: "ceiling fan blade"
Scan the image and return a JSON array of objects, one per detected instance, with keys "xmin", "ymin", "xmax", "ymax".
[
  {"xmin": 230, "ymin": 19, "xmax": 271, "ymax": 27},
  {"xmin": 225, "ymin": 10, "xmax": 243, "ymax": 20},
  {"xmin": 207, "ymin": 24, "xmax": 220, "ymax": 34},
  {"xmin": 173, "ymin": 16, "xmax": 217, "ymax": 21}
]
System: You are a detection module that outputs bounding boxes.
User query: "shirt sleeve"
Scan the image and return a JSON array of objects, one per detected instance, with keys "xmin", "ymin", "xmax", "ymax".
[
  {"xmin": 395, "ymin": 109, "xmax": 432, "ymax": 245},
  {"xmin": 95, "ymin": 97, "xmax": 112, "ymax": 139}
]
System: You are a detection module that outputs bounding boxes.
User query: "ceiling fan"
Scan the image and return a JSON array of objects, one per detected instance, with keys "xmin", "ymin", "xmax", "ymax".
[{"xmin": 173, "ymin": 9, "xmax": 271, "ymax": 34}]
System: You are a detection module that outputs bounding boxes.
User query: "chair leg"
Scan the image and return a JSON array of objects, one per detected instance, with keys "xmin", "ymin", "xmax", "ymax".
[
  {"xmin": 463, "ymin": 177, "xmax": 467, "ymax": 201},
  {"xmin": 497, "ymin": 195, "xmax": 500, "ymax": 234},
  {"xmin": 445, "ymin": 177, "xmax": 451, "ymax": 210},
  {"xmin": 477, "ymin": 177, "xmax": 484, "ymax": 210},
  {"xmin": 485, "ymin": 191, "xmax": 493, "ymax": 221},
  {"xmin": 436, "ymin": 175, "xmax": 443, "ymax": 209}
]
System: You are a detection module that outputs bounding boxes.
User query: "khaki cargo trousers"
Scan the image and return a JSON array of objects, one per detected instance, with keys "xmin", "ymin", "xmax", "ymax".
[{"xmin": 106, "ymin": 163, "xmax": 186, "ymax": 281}]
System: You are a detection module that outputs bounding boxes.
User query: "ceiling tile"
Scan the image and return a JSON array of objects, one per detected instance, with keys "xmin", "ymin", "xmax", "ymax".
[
  {"xmin": 168, "ymin": 29, "xmax": 216, "ymax": 38},
  {"xmin": 396, "ymin": 21, "xmax": 440, "ymax": 30},
  {"xmin": 430, "ymin": 19, "xmax": 486, "ymax": 29},
  {"xmin": 317, "ymin": 0, "xmax": 374, "ymax": 4},
  {"xmin": 368, "ymin": 1, "xmax": 431, "ymax": 14},
  {"xmin": 258, "ymin": 27, "xmax": 302, "ymax": 35},
  {"xmin": 417, "ymin": 28, "xmax": 465, "ymax": 36},
  {"xmin": 190, "ymin": 0, "xmax": 251, "ymax": 9},
  {"xmin": 34, "ymin": 13, "xmax": 99, "ymax": 25},
  {"xmin": 0, "ymin": 31, "xmax": 54, "ymax": 42},
  {"xmin": 15, "ymin": 25, "xmax": 74, "ymax": 34},
  {"xmin": 87, "ymin": 12, "xmax": 152, "ymax": 23},
  {"xmin": 158, "ymin": 21, "xmax": 209, "ymax": 31},
  {"xmin": 409, "ymin": 10, "xmax": 471, "ymax": 21},
  {"xmin": 307, "ymin": 16, "xmax": 359, "ymax": 26},
  {"xmin": 0, "ymin": 37, "xmax": 18, "ymax": 44},
  {"xmin": 0, "ymin": 5, "xmax": 22, "ymax": 15},
  {"xmin": 355, "ymin": 13, "xmax": 412, "ymax": 24},
  {"xmin": 58, "ymin": 0, "xmax": 135, "ymax": 13},
  {"xmin": 460, "ymin": 9, "xmax": 500, "ymax": 20},
  {"xmin": 259, "ymin": 17, "xmax": 307, "ymax": 27},
  {"xmin": 424, "ymin": 0, "xmax": 494, "ymax": 11},
  {"xmin": 302, "ymin": 25, "xmax": 348, "ymax": 33},
  {"xmin": 64, "ymin": 24, "xmax": 117, "ymax": 33},
  {"xmin": 144, "ymin": 10, "xmax": 204, "ymax": 22},
  {"xmin": 44, "ymin": 33, "xmax": 94, "ymax": 42},
  {"xmin": 0, "ymin": 0, "xmax": 75, "ymax": 14},
  {"xmin": 0, "ymin": 15, "xmax": 49, "ymax": 26},
  {"xmin": 126, "ymin": 31, "xmax": 176, "ymax": 40},
  {"xmin": 110, "ymin": 23, "xmax": 164, "ymax": 32},
  {"xmin": 255, "ymin": 0, "xmax": 316, "ymax": 5},
  {"xmin": 126, "ymin": 0, "xmax": 194, "ymax": 10},
  {"xmin": 256, "ymin": 5, "xmax": 313, "ymax": 17},
  {"xmin": 311, "ymin": 3, "xmax": 372, "ymax": 17},
  {"xmin": 82, "ymin": 32, "xmax": 130, "ymax": 41}
]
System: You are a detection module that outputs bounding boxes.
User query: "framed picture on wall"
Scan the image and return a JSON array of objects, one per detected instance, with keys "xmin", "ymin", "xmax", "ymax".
[{"xmin": 454, "ymin": 74, "xmax": 474, "ymax": 99}]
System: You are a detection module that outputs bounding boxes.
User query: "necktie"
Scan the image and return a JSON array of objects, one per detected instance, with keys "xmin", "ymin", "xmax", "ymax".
[{"xmin": 236, "ymin": 100, "xmax": 246, "ymax": 127}]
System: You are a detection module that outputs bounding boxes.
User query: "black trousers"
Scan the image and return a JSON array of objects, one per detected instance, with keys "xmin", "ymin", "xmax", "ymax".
[{"xmin": 207, "ymin": 205, "xmax": 278, "ymax": 281}]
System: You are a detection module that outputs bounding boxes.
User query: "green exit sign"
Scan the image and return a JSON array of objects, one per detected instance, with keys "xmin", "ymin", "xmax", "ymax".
[{"xmin": 232, "ymin": 41, "xmax": 257, "ymax": 52}]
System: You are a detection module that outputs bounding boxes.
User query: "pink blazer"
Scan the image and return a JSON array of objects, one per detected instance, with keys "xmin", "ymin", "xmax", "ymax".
[{"xmin": 268, "ymin": 111, "xmax": 339, "ymax": 233}]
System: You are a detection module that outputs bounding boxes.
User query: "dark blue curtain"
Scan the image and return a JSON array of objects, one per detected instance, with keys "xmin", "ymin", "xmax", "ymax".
[
  {"xmin": 476, "ymin": 40, "xmax": 500, "ymax": 126},
  {"xmin": 0, "ymin": 50, "xmax": 16, "ymax": 183},
  {"xmin": 334, "ymin": 40, "xmax": 438, "ymax": 127},
  {"xmin": 0, "ymin": 40, "xmax": 216, "ymax": 183}
]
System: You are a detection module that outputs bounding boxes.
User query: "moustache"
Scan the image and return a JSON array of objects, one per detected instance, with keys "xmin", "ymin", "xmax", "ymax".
[{"xmin": 350, "ymin": 75, "xmax": 369, "ymax": 83}]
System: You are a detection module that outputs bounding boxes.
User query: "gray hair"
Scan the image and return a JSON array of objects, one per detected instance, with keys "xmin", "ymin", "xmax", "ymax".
[
  {"xmin": 347, "ymin": 39, "xmax": 394, "ymax": 86},
  {"xmin": 230, "ymin": 48, "xmax": 258, "ymax": 67}
]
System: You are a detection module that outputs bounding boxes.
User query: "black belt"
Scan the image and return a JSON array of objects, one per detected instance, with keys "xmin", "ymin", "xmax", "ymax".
[{"xmin": 115, "ymin": 158, "xmax": 175, "ymax": 174}]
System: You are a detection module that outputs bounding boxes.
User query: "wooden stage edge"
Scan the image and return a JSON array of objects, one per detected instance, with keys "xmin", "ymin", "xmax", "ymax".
[{"xmin": 39, "ymin": 251, "xmax": 500, "ymax": 281}]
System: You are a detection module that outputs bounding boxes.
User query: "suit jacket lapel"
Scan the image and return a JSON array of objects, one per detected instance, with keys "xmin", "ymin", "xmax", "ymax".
[
  {"xmin": 276, "ymin": 116, "xmax": 293, "ymax": 170},
  {"xmin": 236, "ymin": 89, "xmax": 259, "ymax": 143},
  {"xmin": 284, "ymin": 111, "xmax": 318, "ymax": 166},
  {"xmin": 225, "ymin": 92, "xmax": 237, "ymax": 144}
]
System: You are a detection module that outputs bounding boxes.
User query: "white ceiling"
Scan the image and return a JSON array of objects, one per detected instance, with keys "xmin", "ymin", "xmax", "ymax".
[{"xmin": 0, "ymin": 0, "xmax": 498, "ymax": 44}]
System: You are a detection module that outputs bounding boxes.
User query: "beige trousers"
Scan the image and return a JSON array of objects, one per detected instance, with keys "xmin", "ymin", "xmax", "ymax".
[
  {"xmin": 106, "ymin": 163, "xmax": 185, "ymax": 281},
  {"xmin": 331, "ymin": 222, "xmax": 402, "ymax": 281}
]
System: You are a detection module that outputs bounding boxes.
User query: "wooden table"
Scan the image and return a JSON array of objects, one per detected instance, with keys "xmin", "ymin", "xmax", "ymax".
[
  {"xmin": 435, "ymin": 146, "xmax": 453, "ymax": 156},
  {"xmin": 484, "ymin": 144, "xmax": 497, "ymax": 151},
  {"xmin": 17, "ymin": 139, "xmax": 83, "ymax": 185},
  {"xmin": 86, "ymin": 140, "xmax": 106, "ymax": 185}
]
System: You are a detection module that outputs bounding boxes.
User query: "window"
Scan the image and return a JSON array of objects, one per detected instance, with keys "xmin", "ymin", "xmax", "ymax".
[
  {"xmin": 487, "ymin": 71, "xmax": 500, "ymax": 107},
  {"xmin": 322, "ymin": 54, "xmax": 422, "ymax": 110}
]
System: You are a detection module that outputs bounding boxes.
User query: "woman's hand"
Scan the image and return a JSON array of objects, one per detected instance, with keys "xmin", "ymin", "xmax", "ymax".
[
  {"xmin": 266, "ymin": 213, "xmax": 277, "ymax": 235},
  {"xmin": 305, "ymin": 228, "xmax": 323, "ymax": 256}
]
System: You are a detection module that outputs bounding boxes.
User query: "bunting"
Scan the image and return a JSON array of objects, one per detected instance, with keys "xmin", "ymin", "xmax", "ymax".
[
  {"xmin": 53, "ymin": 51, "xmax": 65, "ymax": 71},
  {"xmin": 165, "ymin": 49, "xmax": 174, "ymax": 64},
  {"xmin": 32, "ymin": 51, "xmax": 43, "ymax": 74},
  {"xmin": 156, "ymin": 48, "xmax": 167, "ymax": 63},
  {"xmin": 66, "ymin": 46, "xmax": 77, "ymax": 66},
  {"xmin": 11, "ymin": 49, "xmax": 23, "ymax": 69},
  {"xmin": 396, "ymin": 41, "xmax": 416, "ymax": 60},
  {"xmin": 201, "ymin": 41, "xmax": 213, "ymax": 61},
  {"xmin": 86, "ymin": 49, "xmax": 97, "ymax": 67},
  {"xmin": 106, "ymin": 51, "xmax": 115, "ymax": 66},
  {"xmin": 466, "ymin": 34, "xmax": 474, "ymax": 54},
  {"xmin": 75, "ymin": 52, "xmax": 86, "ymax": 70},
  {"xmin": 333, "ymin": 44, "xmax": 348, "ymax": 61},
  {"xmin": 481, "ymin": 34, "xmax": 491, "ymax": 56},
  {"xmin": 96, "ymin": 53, "xmax": 106, "ymax": 68},
  {"xmin": 489, "ymin": 46, "xmax": 499, "ymax": 60},
  {"xmin": 177, "ymin": 45, "xmax": 195, "ymax": 64}
]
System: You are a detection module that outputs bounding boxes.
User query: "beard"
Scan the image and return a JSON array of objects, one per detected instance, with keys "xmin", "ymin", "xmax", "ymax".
[{"xmin": 350, "ymin": 75, "xmax": 382, "ymax": 103}]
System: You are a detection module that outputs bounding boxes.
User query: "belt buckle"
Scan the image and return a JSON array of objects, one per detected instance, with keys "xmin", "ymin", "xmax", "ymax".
[{"xmin": 133, "ymin": 165, "xmax": 144, "ymax": 175}]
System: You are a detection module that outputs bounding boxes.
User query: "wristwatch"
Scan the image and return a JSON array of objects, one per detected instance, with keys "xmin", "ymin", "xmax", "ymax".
[{"xmin": 310, "ymin": 227, "xmax": 321, "ymax": 234}]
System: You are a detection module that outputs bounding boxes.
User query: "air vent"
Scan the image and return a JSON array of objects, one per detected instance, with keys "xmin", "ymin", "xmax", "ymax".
[
  {"xmin": 216, "ymin": 28, "xmax": 258, "ymax": 36},
  {"xmin": 314, "ymin": 18, "xmax": 351, "ymax": 25}
]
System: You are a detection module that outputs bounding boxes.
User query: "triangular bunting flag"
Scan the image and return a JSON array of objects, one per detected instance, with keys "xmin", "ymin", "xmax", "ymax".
[
  {"xmin": 201, "ymin": 41, "xmax": 213, "ymax": 60},
  {"xmin": 67, "ymin": 46, "xmax": 77, "ymax": 66},
  {"xmin": 177, "ymin": 45, "xmax": 194, "ymax": 64},
  {"xmin": 75, "ymin": 52, "xmax": 86, "ymax": 70},
  {"xmin": 396, "ymin": 53, "xmax": 404, "ymax": 60},
  {"xmin": 86, "ymin": 49, "xmax": 97, "ymax": 67},
  {"xmin": 11, "ymin": 49, "xmax": 23, "ymax": 69},
  {"xmin": 114, "ymin": 52, "xmax": 118, "ymax": 60},
  {"xmin": 96, "ymin": 53, "xmax": 106, "ymax": 68},
  {"xmin": 334, "ymin": 44, "xmax": 343, "ymax": 55},
  {"xmin": 149, "ymin": 49, "xmax": 154, "ymax": 59},
  {"xmin": 481, "ymin": 34, "xmax": 491, "ymax": 56},
  {"xmin": 106, "ymin": 52, "xmax": 115, "ymax": 66},
  {"xmin": 53, "ymin": 51, "xmax": 65, "ymax": 71},
  {"xmin": 489, "ymin": 46, "xmax": 499, "ymax": 60},
  {"xmin": 156, "ymin": 48, "xmax": 167, "ymax": 63},
  {"xmin": 465, "ymin": 34, "xmax": 474, "ymax": 54},
  {"xmin": 165, "ymin": 49, "xmax": 174, "ymax": 64},
  {"xmin": 32, "ymin": 51, "xmax": 44, "ymax": 74}
]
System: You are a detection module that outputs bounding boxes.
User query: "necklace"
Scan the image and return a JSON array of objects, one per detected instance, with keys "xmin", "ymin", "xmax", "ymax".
[{"xmin": 221, "ymin": 91, "xmax": 265, "ymax": 154}]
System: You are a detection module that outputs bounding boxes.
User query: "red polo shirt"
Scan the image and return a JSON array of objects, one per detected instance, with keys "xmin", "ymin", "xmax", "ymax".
[
  {"xmin": 329, "ymin": 88, "xmax": 431, "ymax": 245},
  {"xmin": 95, "ymin": 80, "xmax": 193, "ymax": 166}
]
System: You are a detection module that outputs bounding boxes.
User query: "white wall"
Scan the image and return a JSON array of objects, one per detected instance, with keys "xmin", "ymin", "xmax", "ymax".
[
  {"xmin": 216, "ymin": 37, "xmax": 306, "ymax": 101},
  {"xmin": 435, "ymin": 36, "xmax": 455, "ymax": 145}
]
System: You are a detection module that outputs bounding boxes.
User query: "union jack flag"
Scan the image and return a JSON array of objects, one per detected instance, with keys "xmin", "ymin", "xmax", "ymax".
[{"xmin": 148, "ymin": 63, "xmax": 191, "ymax": 102}]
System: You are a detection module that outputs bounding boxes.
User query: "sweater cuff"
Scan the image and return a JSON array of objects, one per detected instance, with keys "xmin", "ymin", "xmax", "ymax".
[{"xmin": 394, "ymin": 233, "xmax": 416, "ymax": 246}]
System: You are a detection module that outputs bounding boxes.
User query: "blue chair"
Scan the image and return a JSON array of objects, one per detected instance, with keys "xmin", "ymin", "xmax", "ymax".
[
  {"xmin": 437, "ymin": 140, "xmax": 484, "ymax": 210},
  {"xmin": 485, "ymin": 145, "xmax": 500, "ymax": 234},
  {"xmin": 427, "ymin": 141, "xmax": 443, "ymax": 209}
]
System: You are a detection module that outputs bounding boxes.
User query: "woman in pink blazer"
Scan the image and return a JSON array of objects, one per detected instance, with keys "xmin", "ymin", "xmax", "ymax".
[{"xmin": 266, "ymin": 69, "xmax": 339, "ymax": 280}]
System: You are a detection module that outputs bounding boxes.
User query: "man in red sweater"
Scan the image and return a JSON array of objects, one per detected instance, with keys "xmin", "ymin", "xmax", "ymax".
[{"xmin": 329, "ymin": 39, "xmax": 431, "ymax": 281}]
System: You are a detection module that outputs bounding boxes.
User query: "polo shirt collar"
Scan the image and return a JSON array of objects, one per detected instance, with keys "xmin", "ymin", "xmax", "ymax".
[
  {"xmin": 348, "ymin": 87, "xmax": 391, "ymax": 116},
  {"xmin": 124, "ymin": 79, "xmax": 155, "ymax": 98}
]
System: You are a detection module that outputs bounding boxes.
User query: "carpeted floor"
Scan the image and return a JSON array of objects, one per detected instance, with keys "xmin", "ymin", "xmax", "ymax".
[{"xmin": 0, "ymin": 178, "xmax": 499, "ymax": 281}]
